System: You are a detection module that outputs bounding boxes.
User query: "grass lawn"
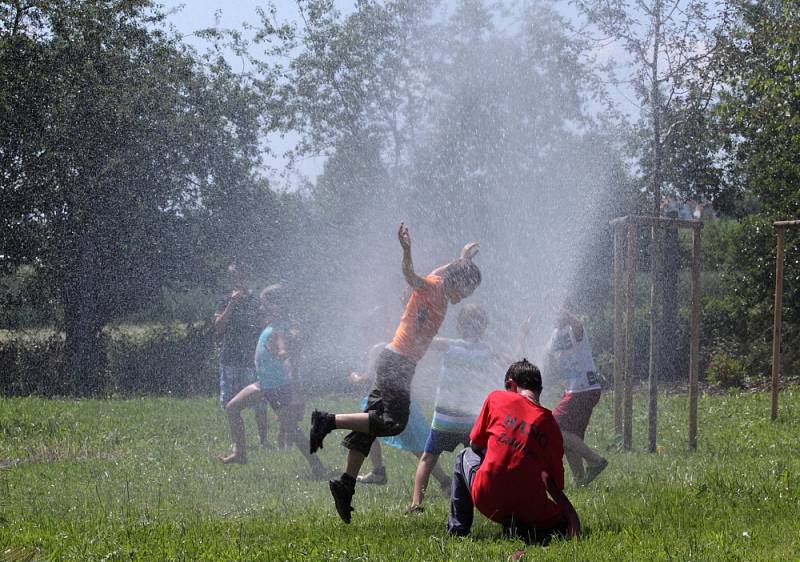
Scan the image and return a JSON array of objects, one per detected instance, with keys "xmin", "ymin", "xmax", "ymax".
[{"xmin": 1, "ymin": 389, "xmax": 799, "ymax": 561}]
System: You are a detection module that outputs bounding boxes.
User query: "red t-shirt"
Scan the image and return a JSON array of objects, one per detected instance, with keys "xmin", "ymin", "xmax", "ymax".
[
  {"xmin": 469, "ymin": 390, "xmax": 565, "ymax": 528},
  {"xmin": 389, "ymin": 275, "xmax": 447, "ymax": 363}
]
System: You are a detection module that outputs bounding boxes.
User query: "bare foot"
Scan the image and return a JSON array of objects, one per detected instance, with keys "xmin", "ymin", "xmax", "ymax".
[{"xmin": 218, "ymin": 452, "xmax": 246, "ymax": 464}]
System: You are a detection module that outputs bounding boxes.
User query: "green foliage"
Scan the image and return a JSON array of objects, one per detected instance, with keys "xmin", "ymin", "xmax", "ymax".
[
  {"xmin": 705, "ymin": 352, "xmax": 748, "ymax": 389},
  {"xmin": 718, "ymin": 0, "xmax": 800, "ymax": 217},
  {"xmin": 0, "ymin": 324, "xmax": 216, "ymax": 397},
  {"xmin": 0, "ymin": 1, "xmax": 273, "ymax": 390},
  {"xmin": 1, "ymin": 392, "xmax": 800, "ymax": 559},
  {"xmin": 107, "ymin": 323, "xmax": 217, "ymax": 397},
  {"xmin": 0, "ymin": 334, "xmax": 70, "ymax": 396}
]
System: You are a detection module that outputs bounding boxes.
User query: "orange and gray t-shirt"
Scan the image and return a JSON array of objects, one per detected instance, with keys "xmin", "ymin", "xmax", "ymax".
[{"xmin": 389, "ymin": 275, "xmax": 448, "ymax": 363}]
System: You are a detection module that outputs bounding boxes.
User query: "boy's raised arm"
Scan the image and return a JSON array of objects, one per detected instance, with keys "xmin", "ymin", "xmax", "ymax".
[
  {"xmin": 399, "ymin": 222, "xmax": 425, "ymax": 289},
  {"xmin": 460, "ymin": 242, "xmax": 480, "ymax": 260}
]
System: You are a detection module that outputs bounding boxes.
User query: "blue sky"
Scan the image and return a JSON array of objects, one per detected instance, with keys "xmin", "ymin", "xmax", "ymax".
[{"xmin": 157, "ymin": 1, "xmax": 637, "ymax": 184}]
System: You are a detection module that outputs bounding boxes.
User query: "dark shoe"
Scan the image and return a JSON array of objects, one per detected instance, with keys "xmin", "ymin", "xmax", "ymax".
[
  {"xmin": 309, "ymin": 410, "xmax": 335, "ymax": 454},
  {"xmin": 581, "ymin": 458, "xmax": 608, "ymax": 486},
  {"xmin": 329, "ymin": 479, "xmax": 355, "ymax": 523},
  {"xmin": 357, "ymin": 468, "xmax": 387, "ymax": 485}
]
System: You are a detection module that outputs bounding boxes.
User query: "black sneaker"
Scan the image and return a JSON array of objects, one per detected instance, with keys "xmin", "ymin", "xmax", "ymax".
[
  {"xmin": 329, "ymin": 479, "xmax": 355, "ymax": 523},
  {"xmin": 309, "ymin": 410, "xmax": 335, "ymax": 454}
]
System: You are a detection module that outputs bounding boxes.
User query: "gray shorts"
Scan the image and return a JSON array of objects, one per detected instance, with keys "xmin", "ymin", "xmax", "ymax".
[{"xmin": 341, "ymin": 348, "xmax": 416, "ymax": 456}]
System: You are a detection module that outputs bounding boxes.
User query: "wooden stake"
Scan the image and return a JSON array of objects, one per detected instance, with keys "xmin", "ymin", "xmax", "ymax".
[
  {"xmin": 613, "ymin": 224, "xmax": 624, "ymax": 435},
  {"xmin": 647, "ymin": 227, "xmax": 661, "ymax": 453},
  {"xmin": 624, "ymin": 222, "xmax": 636, "ymax": 450},
  {"xmin": 688, "ymin": 227, "xmax": 702, "ymax": 450},
  {"xmin": 771, "ymin": 227, "xmax": 785, "ymax": 421}
]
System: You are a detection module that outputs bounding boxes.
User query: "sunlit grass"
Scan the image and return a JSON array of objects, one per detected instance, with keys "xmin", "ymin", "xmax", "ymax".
[{"xmin": 1, "ymin": 390, "xmax": 799, "ymax": 560}]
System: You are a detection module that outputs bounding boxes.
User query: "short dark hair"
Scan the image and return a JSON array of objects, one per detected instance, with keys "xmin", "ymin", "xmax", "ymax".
[
  {"xmin": 457, "ymin": 303, "xmax": 488, "ymax": 339},
  {"xmin": 504, "ymin": 359, "xmax": 542, "ymax": 393},
  {"xmin": 444, "ymin": 258, "xmax": 482, "ymax": 293}
]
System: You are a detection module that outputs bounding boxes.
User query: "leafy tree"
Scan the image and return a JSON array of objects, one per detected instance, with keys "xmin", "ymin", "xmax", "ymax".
[
  {"xmin": 0, "ymin": 1, "xmax": 269, "ymax": 393},
  {"xmin": 708, "ymin": 0, "xmax": 800, "ymax": 376}
]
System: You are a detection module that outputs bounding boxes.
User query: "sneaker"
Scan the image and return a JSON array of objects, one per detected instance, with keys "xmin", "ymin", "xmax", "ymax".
[
  {"xmin": 357, "ymin": 469, "xmax": 387, "ymax": 485},
  {"xmin": 405, "ymin": 504, "xmax": 424, "ymax": 515},
  {"xmin": 310, "ymin": 464, "xmax": 337, "ymax": 482},
  {"xmin": 329, "ymin": 479, "xmax": 355, "ymax": 523},
  {"xmin": 309, "ymin": 410, "xmax": 335, "ymax": 454},
  {"xmin": 581, "ymin": 458, "xmax": 608, "ymax": 486}
]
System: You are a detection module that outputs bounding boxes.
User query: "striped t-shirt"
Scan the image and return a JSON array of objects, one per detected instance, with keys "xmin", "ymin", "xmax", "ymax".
[{"xmin": 431, "ymin": 339, "xmax": 499, "ymax": 433}]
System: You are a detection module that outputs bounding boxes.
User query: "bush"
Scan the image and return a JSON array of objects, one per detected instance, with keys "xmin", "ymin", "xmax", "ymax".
[
  {"xmin": 0, "ymin": 334, "xmax": 71, "ymax": 396},
  {"xmin": 0, "ymin": 323, "xmax": 217, "ymax": 397},
  {"xmin": 107, "ymin": 323, "xmax": 217, "ymax": 397},
  {"xmin": 705, "ymin": 353, "xmax": 748, "ymax": 389}
]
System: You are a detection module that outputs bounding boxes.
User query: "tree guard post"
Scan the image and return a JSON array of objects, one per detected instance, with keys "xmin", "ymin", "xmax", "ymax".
[
  {"xmin": 624, "ymin": 220, "xmax": 636, "ymax": 451},
  {"xmin": 688, "ymin": 226, "xmax": 702, "ymax": 450},
  {"xmin": 770, "ymin": 220, "xmax": 800, "ymax": 420},
  {"xmin": 771, "ymin": 225, "xmax": 786, "ymax": 420},
  {"xmin": 611, "ymin": 215, "xmax": 703, "ymax": 451},
  {"xmin": 613, "ymin": 223, "xmax": 625, "ymax": 436},
  {"xmin": 647, "ymin": 226, "xmax": 662, "ymax": 453}
]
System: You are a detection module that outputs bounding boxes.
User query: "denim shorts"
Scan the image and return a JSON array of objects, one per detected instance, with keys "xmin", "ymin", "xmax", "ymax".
[{"xmin": 424, "ymin": 428, "xmax": 471, "ymax": 455}]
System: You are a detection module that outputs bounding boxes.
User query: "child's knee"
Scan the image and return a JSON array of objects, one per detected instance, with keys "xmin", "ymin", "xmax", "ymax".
[
  {"xmin": 372, "ymin": 414, "xmax": 407, "ymax": 437},
  {"xmin": 420, "ymin": 451, "xmax": 437, "ymax": 464}
]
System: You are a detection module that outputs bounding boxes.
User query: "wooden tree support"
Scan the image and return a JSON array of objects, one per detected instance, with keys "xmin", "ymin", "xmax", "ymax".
[
  {"xmin": 610, "ymin": 216, "xmax": 703, "ymax": 452},
  {"xmin": 771, "ymin": 220, "xmax": 800, "ymax": 421}
]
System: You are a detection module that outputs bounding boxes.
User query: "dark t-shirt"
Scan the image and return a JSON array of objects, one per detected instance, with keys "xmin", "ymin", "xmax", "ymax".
[
  {"xmin": 469, "ymin": 390, "xmax": 565, "ymax": 528},
  {"xmin": 217, "ymin": 292, "xmax": 262, "ymax": 368}
]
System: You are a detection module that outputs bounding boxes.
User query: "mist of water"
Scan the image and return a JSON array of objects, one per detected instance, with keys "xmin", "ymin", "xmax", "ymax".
[{"xmin": 278, "ymin": 1, "xmax": 621, "ymax": 409}]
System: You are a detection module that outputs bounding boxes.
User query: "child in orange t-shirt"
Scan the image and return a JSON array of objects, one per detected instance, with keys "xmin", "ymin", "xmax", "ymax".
[{"xmin": 309, "ymin": 223, "xmax": 481, "ymax": 523}]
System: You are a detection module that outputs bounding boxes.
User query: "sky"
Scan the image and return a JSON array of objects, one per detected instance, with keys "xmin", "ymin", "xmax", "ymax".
[
  {"xmin": 157, "ymin": 0, "xmax": 638, "ymax": 185},
  {"xmin": 158, "ymin": 1, "xmax": 358, "ymax": 183}
]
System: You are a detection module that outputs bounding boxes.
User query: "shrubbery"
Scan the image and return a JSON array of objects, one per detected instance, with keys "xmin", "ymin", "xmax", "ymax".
[
  {"xmin": 705, "ymin": 352, "xmax": 749, "ymax": 389},
  {"xmin": 0, "ymin": 324, "xmax": 217, "ymax": 397}
]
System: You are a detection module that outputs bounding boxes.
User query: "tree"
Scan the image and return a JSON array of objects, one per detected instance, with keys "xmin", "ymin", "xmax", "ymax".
[
  {"xmin": 707, "ymin": 0, "xmax": 800, "ymax": 375},
  {"xmin": 0, "ymin": 1, "xmax": 269, "ymax": 393},
  {"xmin": 574, "ymin": 0, "xmax": 732, "ymax": 390}
]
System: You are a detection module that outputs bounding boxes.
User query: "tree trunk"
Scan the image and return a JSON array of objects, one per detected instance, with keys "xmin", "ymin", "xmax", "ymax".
[
  {"xmin": 647, "ymin": 0, "xmax": 663, "ymax": 453},
  {"xmin": 661, "ymin": 227, "xmax": 680, "ymax": 380},
  {"xmin": 62, "ymin": 232, "xmax": 106, "ymax": 397}
]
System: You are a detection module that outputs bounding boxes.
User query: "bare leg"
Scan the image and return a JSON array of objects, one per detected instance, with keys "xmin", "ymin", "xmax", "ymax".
[
  {"xmin": 412, "ymin": 451, "xmax": 440, "ymax": 506},
  {"xmin": 369, "ymin": 441, "xmax": 384, "ymax": 470},
  {"xmin": 220, "ymin": 384, "xmax": 265, "ymax": 464},
  {"xmin": 284, "ymin": 421, "xmax": 327, "ymax": 475},
  {"xmin": 254, "ymin": 408, "xmax": 270, "ymax": 446},
  {"xmin": 564, "ymin": 448, "xmax": 585, "ymax": 484},
  {"xmin": 562, "ymin": 430, "xmax": 604, "ymax": 465},
  {"xmin": 431, "ymin": 458, "xmax": 450, "ymax": 488},
  {"xmin": 335, "ymin": 413, "xmax": 370, "ymax": 433},
  {"xmin": 343, "ymin": 449, "xmax": 367, "ymax": 478}
]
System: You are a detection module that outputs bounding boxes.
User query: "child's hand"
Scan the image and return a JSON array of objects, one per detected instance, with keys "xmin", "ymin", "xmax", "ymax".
[
  {"xmin": 398, "ymin": 222, "xmax": 411, "ymax": 251},
  {"xmin": 460, "ymin": 242, "xmax": 480, "ymax": 260},
  {"xmin": 350, "ymin": 371, "xmax": 369, "ymax": 384},
  {"xmin": 230, "ymin": 289, "xmax": 245, "ymax": 302}
]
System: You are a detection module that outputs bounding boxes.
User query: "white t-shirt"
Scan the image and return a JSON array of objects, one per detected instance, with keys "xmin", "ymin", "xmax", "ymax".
[{"xmin": 546, "ymin": 326, "xmax": 600, "ymax": 394}]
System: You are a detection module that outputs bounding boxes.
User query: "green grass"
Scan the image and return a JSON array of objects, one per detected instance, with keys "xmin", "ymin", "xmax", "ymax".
[{"xmin": 1, "ymin": 390, "xmax": 799, "ymax": 561}]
